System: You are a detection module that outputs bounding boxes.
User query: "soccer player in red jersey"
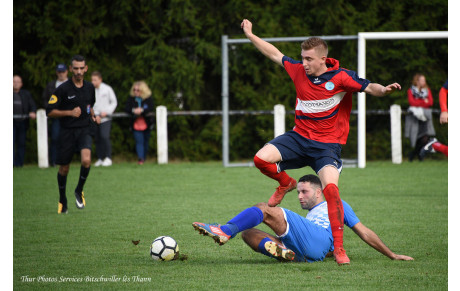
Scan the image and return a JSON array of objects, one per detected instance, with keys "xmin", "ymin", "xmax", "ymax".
[{"xmin": 241, "ymin": 19, "xmax": 401, "ymax": 265}]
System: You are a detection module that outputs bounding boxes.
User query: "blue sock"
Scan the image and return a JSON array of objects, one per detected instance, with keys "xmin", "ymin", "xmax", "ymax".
[
  {"xmin": 220, "ymin": 206, "xmax": 264, "ymax": 238},
  {"xmin": 258, "ymin": 237, "xmax": 275, "ymax": 258},
  {"xmin": 220, "ymin": 223, "xmax": 239, "ymax": 238}
]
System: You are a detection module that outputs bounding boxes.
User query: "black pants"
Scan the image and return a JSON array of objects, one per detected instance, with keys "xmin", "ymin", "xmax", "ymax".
[
  {"xmin": 13, "ymin": 120, "xmax": 28, "ymax": 167},
  {"xmin": 95, "ymin": 121, "xmax": 112, "ymax": 160},
  {"xmin": 409, "ymin": 135, "xmax": 429, "ymax": 161}
]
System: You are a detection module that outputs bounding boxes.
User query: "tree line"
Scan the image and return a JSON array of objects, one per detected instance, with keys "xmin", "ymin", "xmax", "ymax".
[{"xmin": 14, "ymin": 0, "xmax": 448, "ymax": 163}]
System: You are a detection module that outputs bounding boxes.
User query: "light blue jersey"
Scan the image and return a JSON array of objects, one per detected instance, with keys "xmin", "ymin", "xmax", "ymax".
[
  {"xmin": 307, "ymin": 200, "xmax": 360, "ymax": 231},
  {"xmin": 279, "ymin": 200, "xmax": 360, "ymax": 262}
]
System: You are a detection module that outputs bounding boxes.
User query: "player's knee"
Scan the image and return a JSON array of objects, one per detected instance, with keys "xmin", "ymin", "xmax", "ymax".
[
  {"xmin": 254, "ymin": 202, "xmax": 277, "ymax": 224},
  {"xmin": 81, "ymin": 158, "xmax": 91, "ymax": 167},
  {"xmin": 59, "ymin": 165, "xmax": 69, "ymax": 176},
  {"xmin": 254, "ymin": 202, "xmax": 269, "ymax": 213},
  {"xmin": 254, "ymin": 144, "xmax": 281, "ymax": 164},
  {"xmin": 253, "ymin": 155, "xmax": 263, "ymax": 169}
]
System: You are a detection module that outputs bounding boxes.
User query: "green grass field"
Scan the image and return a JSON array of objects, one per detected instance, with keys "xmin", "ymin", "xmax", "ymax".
[{"xmin": 13, "ymin": 160, "xmax": 448, "ymax": 290}]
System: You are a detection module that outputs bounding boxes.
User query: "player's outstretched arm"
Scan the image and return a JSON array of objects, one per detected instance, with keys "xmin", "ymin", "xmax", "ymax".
[
  {"xmin": 351, "ymin": 222, "xmax": 414, "ymax": 261},
  {"xmin": 364, "ymin": 83, "xmax": 401, "ymax": 97},
  {"xmin": 241, "ymin": 19, "xmax": 284, "ymax": 66}
]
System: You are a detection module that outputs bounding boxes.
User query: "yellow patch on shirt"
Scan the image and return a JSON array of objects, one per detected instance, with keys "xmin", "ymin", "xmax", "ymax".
[{"xmin": 48, "ymin": 95, "xmax": 58, "ymax": 104}]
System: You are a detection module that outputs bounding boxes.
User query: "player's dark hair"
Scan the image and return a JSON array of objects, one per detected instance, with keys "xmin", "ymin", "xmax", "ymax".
[
  {"xmin": 298, "ymin": 174, "xmax": 322, "ymax": 189},
  {"xmin": 301, "ymin": 37, "xmax": 328, "ymax": 57},
  {"xmin": 70, "ymin": 54, "xmax": 86, "ymax": 64}
]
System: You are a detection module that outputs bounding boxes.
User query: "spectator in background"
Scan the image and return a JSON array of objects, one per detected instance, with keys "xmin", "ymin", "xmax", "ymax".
[
  {"xmin": 42, "ymin": 63, "xmax": 68, "ymax": 166},
  {"xmin": 404, "ymin": 73, "xmax": 436, "ymax": 161},
  {"xmin": 419, "ymin": 80, "xmax": 448, "ymax": 159},
  {"xmin": 124, "ymin": 81, "xmax": 154, "ymax": 165},
  {"xmin": 13, "ymin": 75, "xmax": 37, "ymax": 167},
  {"xmin": 91, "ymin": 71, "xmax": 118, "ymax": 167}
]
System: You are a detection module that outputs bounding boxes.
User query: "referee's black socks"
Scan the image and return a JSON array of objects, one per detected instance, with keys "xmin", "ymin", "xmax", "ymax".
[
  {"xmin": 75, "ymin": 166, "xmax": 91, "ymax": 194},
  {"xmin": 57, "ymin": 173, "xmax": 67, "ymax": 205}
]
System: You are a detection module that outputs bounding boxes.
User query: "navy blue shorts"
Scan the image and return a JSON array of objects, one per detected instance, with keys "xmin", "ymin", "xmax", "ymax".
[{"xmin": 268, "ymin": 130, "xmax": 342, "ymax": 174}]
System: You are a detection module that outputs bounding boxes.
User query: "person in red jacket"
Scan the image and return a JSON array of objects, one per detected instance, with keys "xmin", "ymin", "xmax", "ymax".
[
  {"xmin": 420, "ymin": 80, "xmax": 448, "ymax": 158},
  {"xmin": 407, "ymin": 74, "xmax": 433, "ymax": 108},
  {"xmin": 405, "ymin": 74, "xmax": 436, "ymax": 161}
]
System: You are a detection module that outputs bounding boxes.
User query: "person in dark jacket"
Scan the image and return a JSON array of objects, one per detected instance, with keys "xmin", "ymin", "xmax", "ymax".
[
  {"xmin": 42, "ymin": 63, "xmax": 68, "ymax": 166},
  {"xmin": 13, "ymin": 75, "xmax": 36, "ymax": 167},
  {"xmin": 124, "ymin": 81, "xmax": 154, "ymax": 165}
]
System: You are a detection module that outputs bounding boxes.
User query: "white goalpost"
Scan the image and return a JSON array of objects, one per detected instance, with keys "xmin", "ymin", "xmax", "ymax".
[
  {"xmin": 222, "ymin": 31, "xmax": 448, "ymax": 168},
  {"xmin": 357, "ymin": 31, "xmax": 448, "ymax": 168}
]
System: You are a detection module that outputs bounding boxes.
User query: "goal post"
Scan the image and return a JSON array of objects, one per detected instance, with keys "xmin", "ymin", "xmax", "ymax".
[{"xmin": 357, "ymin": 31, "xmax": 448, "ymax": 168}]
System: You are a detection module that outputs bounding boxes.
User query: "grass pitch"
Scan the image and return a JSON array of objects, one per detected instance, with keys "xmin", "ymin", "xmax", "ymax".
[{"xmin": 13, "ymin": 160, "xmax": 447, "ymax": 290}]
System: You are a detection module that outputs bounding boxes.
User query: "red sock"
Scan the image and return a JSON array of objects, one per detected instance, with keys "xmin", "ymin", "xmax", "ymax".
[
  {"xmin": 433, "ymin": 142, "xmax": 448, "ymax": 157},
  {"xmin": 323, "ymin": 183, "xmax": 344, "ymax": 249},
  {"xmin": 253, "ymin": 155, "xmax": 291, "ymax": 186}
]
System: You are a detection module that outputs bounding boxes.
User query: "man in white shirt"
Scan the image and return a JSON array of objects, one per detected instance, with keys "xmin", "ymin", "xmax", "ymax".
[{"xmin": 91, "ymin": 71, "xmax": 118, "ymax": 166}]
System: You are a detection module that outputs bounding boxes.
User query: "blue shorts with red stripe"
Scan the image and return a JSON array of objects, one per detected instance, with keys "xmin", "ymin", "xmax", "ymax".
[{"xmin": 268, "ymin": 130, "xmax": 342, "ymax": 174}]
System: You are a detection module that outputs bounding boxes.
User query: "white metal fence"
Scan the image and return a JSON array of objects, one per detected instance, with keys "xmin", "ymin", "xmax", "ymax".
[{"xmin": 22, "ymin": 104, "xmax": 425, "ymax": 168}]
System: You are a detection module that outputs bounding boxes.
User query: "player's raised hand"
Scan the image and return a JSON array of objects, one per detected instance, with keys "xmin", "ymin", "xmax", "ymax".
[
  {"xmin": 383, "ymin": 83, "xmax": 401, "ymax": 95},
  {"xmin": 241, "ymin": 19, "xmax": 253, "ymax": 36}
]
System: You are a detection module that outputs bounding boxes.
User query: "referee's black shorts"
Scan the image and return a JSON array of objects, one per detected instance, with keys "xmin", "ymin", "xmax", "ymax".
[{"xmin": 56, "ymin": 126, "xmax": 93, "ymax": 165}]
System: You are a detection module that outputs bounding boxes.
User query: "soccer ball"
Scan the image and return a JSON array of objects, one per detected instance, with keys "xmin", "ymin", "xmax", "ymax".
[{"xmin": 150, "ymin": 236, "xmax": 179, "ymax": 261}]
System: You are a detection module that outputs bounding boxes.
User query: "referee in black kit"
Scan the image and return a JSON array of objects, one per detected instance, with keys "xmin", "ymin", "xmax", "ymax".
[{"xmin": 46, "ymin": 55, "xmax": 101, "ymax": 214}]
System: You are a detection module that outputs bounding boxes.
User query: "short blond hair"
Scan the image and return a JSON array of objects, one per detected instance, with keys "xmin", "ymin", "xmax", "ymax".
[
  {"xmin": 130, "ymin": 80, "xmax": 152, "ymax": 100},
  {"xmin": 301, "ymin": 37, "xmax": 328, "ymax": 57}
]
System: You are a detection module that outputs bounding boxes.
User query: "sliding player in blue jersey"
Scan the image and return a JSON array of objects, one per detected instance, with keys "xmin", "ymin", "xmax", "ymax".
[{"xmin": 193, "ymin": 174, "xmax": 413, "ymax": 263}]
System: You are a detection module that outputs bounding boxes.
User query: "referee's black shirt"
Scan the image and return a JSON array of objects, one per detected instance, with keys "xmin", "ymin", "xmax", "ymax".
[{"xmin": 46, "ymin": 78, "xmax": 96, "ymax": 128}]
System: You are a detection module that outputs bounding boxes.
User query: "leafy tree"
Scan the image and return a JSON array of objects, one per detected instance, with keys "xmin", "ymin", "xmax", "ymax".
[{"xmin": 14, "ymin": 0, "xmax": 447, "ymax": 163}]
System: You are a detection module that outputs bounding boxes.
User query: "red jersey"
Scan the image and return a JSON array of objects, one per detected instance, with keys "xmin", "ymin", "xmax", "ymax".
[
  {"xmin": 439, "ymin": 80, "xmax": 448, "ymax": 112},
  {"xmin": 283, "ymin": 56, "xmax": 370, "ymax": 144}
]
